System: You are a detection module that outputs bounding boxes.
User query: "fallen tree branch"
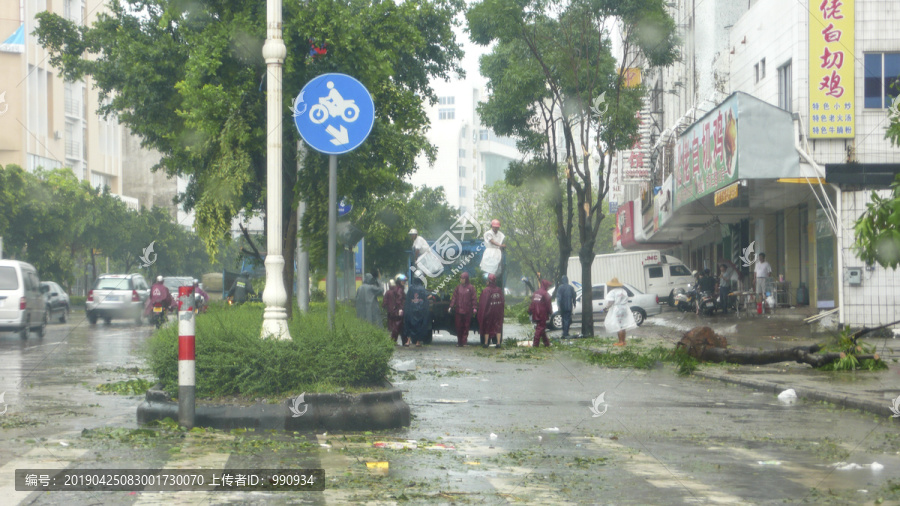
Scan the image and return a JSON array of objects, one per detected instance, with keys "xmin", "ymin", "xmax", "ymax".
[{"xmin": 694, "ymin": 346, "xmax": 877, "ymax": 368}]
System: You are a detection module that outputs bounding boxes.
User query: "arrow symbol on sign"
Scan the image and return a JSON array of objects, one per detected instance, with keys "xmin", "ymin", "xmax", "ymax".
[{"xmin": 326, "ymin": 125, "xmax": 349, "ymax": 145}]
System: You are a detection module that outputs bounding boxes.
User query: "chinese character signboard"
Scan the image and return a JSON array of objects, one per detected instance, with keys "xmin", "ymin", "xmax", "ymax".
[
  {"xmin": 809, "ymin": 0, "xmax": 854, "ymax": 139},
  {"xmin": 623, "ymin": 111, "xmax": 651, "ymax": 182},
  {"xmin": 673, "ymin": 95, "xmax": 739, "ymax": 209}
]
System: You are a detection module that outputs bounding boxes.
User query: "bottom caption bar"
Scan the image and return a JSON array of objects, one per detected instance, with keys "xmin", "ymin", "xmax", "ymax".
[{"xmin": 16, "ymin": 469, "xmax": 324, "ymax": 491}]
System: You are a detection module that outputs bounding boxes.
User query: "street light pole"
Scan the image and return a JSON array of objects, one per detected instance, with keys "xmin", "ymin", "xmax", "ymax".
[{"xmin": 261, "ymin": 0, "xmax": 291, "ymax": 340}]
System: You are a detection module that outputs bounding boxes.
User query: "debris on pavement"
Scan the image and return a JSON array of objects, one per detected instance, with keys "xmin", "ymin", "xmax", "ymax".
[
  {"xmin": 833, "ymin": 462, "xmax": 884, "ymax": 471},
  {"xmin": 777, "ymin": 389, "xmax": 797, "ymax": 404},
  {"xmin": 432, "ymin": 399, "xmax": 468, "ymax": 404},
  {"xmin": 391, "ymin": 359, "xmax": 416, "ymax": 371}
]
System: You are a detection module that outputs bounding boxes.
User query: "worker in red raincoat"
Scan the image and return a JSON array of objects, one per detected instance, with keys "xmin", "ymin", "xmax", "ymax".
[
  {"xmin": 477, "ymin": 273, "xmax": 505, "ymax": 348},
  {"xmin": 383, "ymin": 274, "xmax": 407, "ymax": 346},
  {"xmin": 448, "ymin": 272, "xmax": 477, "ymax": 347},
  {"xmin": 528, "ymin": 279, "xmax": 553, "ymax": 347}
]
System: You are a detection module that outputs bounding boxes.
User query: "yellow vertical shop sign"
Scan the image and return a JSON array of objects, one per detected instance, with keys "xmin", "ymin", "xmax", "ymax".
[{"xmin": 809, "ymin": 0, "xmax": 854, "ymax": 139}]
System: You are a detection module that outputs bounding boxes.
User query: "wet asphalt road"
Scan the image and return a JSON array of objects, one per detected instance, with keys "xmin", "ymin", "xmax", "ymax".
[{"xmin": 1, "ymin": 310, "xmax": 899, "ymax": 505}]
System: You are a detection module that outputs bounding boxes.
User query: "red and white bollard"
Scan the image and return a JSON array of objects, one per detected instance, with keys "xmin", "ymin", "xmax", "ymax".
[{"xmin": 177, "ymin": 286, "xmax": 196, "ymax": 428}]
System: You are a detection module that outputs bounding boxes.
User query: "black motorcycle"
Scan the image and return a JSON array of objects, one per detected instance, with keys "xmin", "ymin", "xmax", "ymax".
[{"xmin": 697, "ymin": 290, "xmax": 717, "ymax": 316}]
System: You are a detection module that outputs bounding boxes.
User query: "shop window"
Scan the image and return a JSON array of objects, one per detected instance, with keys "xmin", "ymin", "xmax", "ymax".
[
  {"xmin": 864, "ymin": 52, "xmax": 900, "ymax": 108},
  {"xmin": 648, "ymin": 266, "xmax": 664, "ymax": 278}
]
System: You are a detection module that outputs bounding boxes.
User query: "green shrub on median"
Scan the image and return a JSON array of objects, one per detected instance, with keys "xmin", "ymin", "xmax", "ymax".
[{"xmin": 144, "ymin": 302, "xmax": 394, "ymax": 398}]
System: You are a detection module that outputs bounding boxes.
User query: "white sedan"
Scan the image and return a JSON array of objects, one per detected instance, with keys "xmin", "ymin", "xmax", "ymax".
[{"xmin": 549, "ymin": 282, "xmax": 661, "ymax": 330}]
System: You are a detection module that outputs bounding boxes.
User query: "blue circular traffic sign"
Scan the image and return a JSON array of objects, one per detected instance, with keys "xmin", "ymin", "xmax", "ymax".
[{"xmin": 293, "ymin": 73, "xmax": 375, "ymax": 155}]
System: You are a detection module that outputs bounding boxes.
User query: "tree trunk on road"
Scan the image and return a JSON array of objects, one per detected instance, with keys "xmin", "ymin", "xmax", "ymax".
[{"xmin": 692, "ymin": 345, "xmax": 877, "ymax": 368}]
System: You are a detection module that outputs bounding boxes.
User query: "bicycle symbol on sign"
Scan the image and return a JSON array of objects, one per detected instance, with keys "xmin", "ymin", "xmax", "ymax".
[{"xmin": 310, "ymin": 81, "xmax": 360, "ymax": 124}]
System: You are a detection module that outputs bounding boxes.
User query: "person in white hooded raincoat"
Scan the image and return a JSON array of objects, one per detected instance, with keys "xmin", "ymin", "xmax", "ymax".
[{"xmin": 603, "ymin": 277, "xmax": 636, "ymax": 346}]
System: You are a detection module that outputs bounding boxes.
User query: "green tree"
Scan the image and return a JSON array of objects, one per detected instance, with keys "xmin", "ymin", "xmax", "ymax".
[
  {"xmin": 35, "ymin": 0, "xmax": 464, "ymax": 318},
  {"xmin": 477, "ymin": 180, "xmax": 561, "ymax": 283},
  {"xmin": 853, "ymin": 174, "xmax": 900, "ymax": 269},
  {"xmin": 349, "ymin": 185, "xmax": 458, "ymax": 277},
  {"xmin": 468, "ymin": 0, "xmax": 677, "ymax": 335}
]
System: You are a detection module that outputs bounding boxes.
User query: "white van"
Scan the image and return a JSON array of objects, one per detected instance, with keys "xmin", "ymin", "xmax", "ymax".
[
  {"xmin": 567, "ymin": 250, "xmax": 695, "ymax": 304},
  {"xmin": 0, "ymin": 260, "xmax": 48, "ymax": 338}
]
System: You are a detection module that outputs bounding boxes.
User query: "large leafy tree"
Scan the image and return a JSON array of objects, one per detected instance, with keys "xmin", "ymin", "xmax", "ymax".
[
  {"xmin": 854, "ymin": 86, "xmax": 900, "ymax": 269},
  {"xmin": 35, "ymin": 0, "xmax": 464, "ymax": 315},
  {"xmin": 0, "ymin": 164, "xmax": 214, "ymax": 289},
  {"xmin": 477, "ymin": 179, "xmax": 562, "ymax": 283},
  {"xmin": 468, "ymin": 0, "xmax": 677, "ymax": 335}
]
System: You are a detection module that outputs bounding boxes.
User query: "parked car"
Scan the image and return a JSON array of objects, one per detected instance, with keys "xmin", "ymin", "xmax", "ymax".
[
  {"xmin": 40, "ymin": 281, "xmax": 71, "ymax": 323},
  {"xmin": 86, "ymin": 274, "xmax": 150, "ymax": 325},
  {"xmin": 549, "ymin": 282, "xmax": 661, "ymax": 330},
  {"xmin": 0, "ymin": 260, "xmax": 48, "ymax": 338}
]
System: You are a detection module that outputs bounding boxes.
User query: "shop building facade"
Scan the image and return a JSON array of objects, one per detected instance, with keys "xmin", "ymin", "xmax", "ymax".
[{"xmin": 615, "ymin": 0, "xmax": 900, "ymax": 327}]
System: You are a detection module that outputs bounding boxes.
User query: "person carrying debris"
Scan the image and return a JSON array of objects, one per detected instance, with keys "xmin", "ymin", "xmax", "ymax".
[
  {"xmin": 603, "ymin": 277, "xmax": 637, "ymax": 346},
  {"xmin": 478, "ymin": 273, "xmax": 505, "ymax": 348},
  {"xmin": 449, "ymin": 272, "xmax": 477, "ymax": 347},
  {"xmin": 528, "ymin": 279, "xmax": 553, "ymax": 347}
]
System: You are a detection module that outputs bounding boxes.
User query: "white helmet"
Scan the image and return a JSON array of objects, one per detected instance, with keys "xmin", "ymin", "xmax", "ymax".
[{"xmin": 157, "ymin": 276, "xmax": 163, "ymax": 283}]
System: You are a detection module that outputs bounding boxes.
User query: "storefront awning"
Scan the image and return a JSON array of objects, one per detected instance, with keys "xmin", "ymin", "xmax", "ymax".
[
  {"xmin": 629, "ymin": 92, "xmax": 816, "ymax": 245},
  {"xmin": 0, "ymin": 24, "xmax": 24, "ymax": 53},
  {"xmin": 671, "ymin": 92, "xmax": 800, "ymax": 211}
]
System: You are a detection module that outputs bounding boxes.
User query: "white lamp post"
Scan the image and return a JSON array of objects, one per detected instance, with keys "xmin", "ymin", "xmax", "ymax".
[{"xmin": 260, "ymin": 0, "xmax": 291, "ymax": 340}]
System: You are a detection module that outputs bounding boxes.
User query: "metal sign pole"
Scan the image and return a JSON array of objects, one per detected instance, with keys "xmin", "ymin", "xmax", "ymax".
[
  {"xmin": 327, "ymin": 154, "xmax": 337, "ymax": 328},
  {"xmin": 297, "ymin": 140, "xmax": 309, "ymax": 312}
]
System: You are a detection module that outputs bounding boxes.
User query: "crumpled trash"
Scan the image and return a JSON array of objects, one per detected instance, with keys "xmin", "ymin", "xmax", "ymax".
[
  {"xmin": 391, "ymin": 359, "xmax": 416, "ymax": 371},
  {"xmin": 489, "ymin": 433, "xmax": 498, "ymax": 440},
  {"xmin": 777, "ymin": 389, "xmax": 797, "ymax": 404},
  {"xmin": 757, "ymin": 460, "xmax": 782, "ymax": 465},
  {"xmin": 542, "ymin": 427, "xmax": 560, "ymax": 433},
  {"xmin": 433, "ymin": 399, "xmax": 468, "ymax": 404},
  {"xmin": 517, "ymin": 341, "xmax": 532, "ymax": 347}
]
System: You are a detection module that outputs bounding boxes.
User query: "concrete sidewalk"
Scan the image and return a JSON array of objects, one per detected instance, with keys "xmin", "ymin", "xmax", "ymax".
[{"xmin": 634, "ymin": 307, "xmax": 900, "ymax": 418}]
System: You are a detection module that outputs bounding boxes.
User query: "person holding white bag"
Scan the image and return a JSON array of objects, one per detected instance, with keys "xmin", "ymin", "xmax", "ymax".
[
  {"xmin": 480, "ymin": 219, "xmax": 506, "ymax": 276},
  {"xmin": 603, "ymin": 277, "xmax": 637, "ymax": 346}
]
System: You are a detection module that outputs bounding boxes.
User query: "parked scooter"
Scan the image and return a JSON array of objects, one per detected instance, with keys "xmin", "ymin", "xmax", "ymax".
[
  {"xmin": 697, "ymin": 290, "xmax": 718, "ymax": 316},
  {"xmin": 673, "ymin": 287, "xmax": 696, "ymax": 312}
]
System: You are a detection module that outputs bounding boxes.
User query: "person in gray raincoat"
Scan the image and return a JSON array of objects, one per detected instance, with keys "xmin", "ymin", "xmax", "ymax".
[{"xmin": 355, "ymin": 273, "xmax": 383, "ymax": 325}]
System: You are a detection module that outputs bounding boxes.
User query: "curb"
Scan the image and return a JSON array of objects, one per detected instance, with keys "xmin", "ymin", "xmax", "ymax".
[
  {"xmin": 137, "ymin": 384, "xmax": 410, "ymax": 431},
  {"xmin": 693, "ymin": 370, "xmax": 894, "ymax": 418}
]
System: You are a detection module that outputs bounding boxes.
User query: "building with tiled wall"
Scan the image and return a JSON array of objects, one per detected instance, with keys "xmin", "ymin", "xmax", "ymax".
[{"xmin": 617, "ymin": 0, "xmax": 899, "ymax": 328}]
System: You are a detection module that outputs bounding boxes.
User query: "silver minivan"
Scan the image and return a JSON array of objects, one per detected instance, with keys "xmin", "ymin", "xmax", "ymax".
[{"xmin": 0, "ymin": 260, "xmax": 48, "ymax": 339}]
